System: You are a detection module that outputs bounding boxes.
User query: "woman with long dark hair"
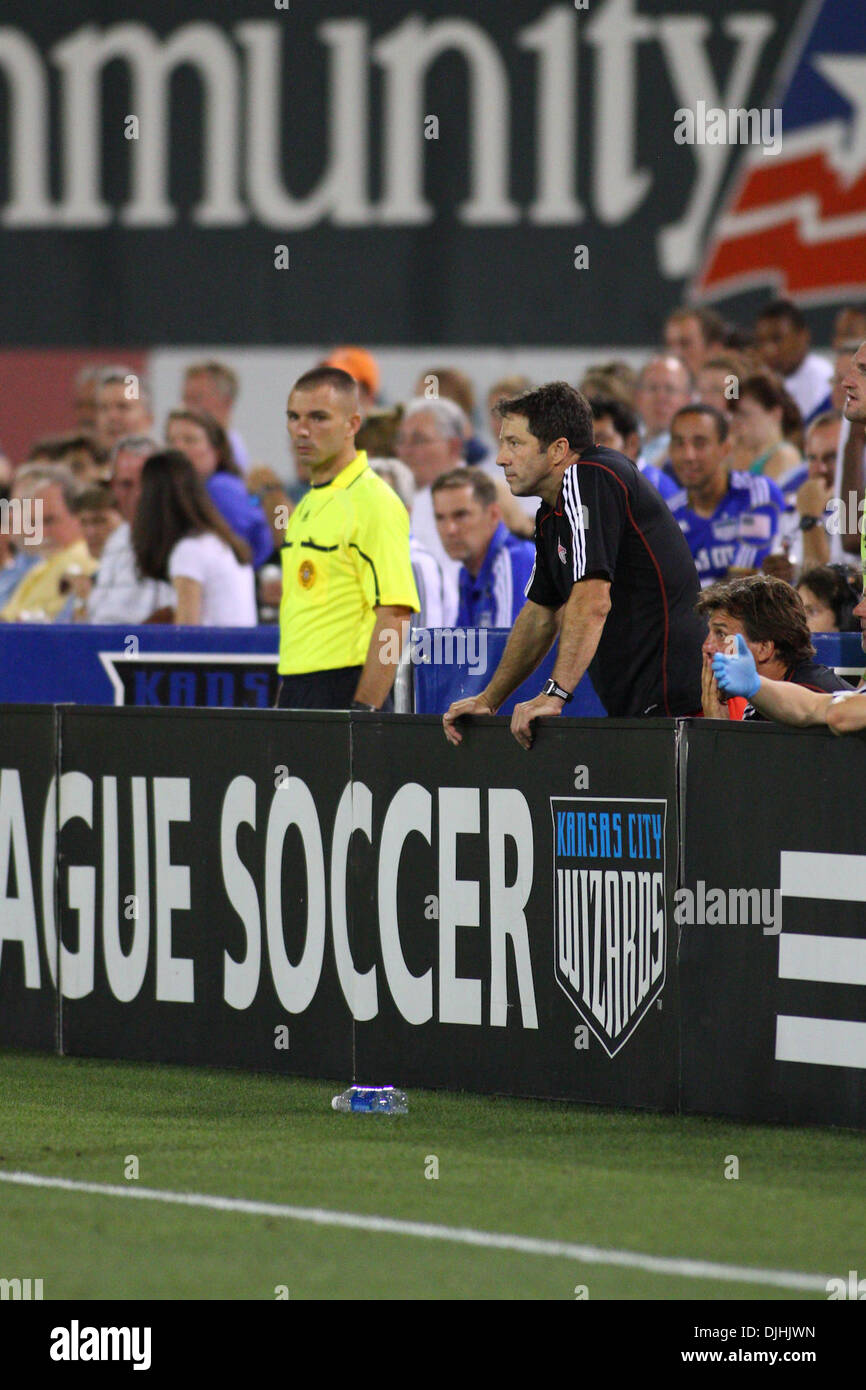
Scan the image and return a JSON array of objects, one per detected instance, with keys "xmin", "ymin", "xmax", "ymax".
[
  {"xmin": 729, "ymin": 372, "xmax": 804, "ymax": 489},
  {"xmin": 166, "ymin": 408, "xmax": 273, "ymax": 567},
  {"xmin": 132, "ymin": 450, "xmax": 256, "ymax": 626}
]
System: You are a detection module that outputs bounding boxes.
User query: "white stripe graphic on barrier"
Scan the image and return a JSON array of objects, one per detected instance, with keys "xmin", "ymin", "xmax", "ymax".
[
  {"xmin": 780, "ymin": 851, "xmax": 866, "ymax": 901},
  {"xmin": 0, "ymin": 1169, "xmax": 828, "ymax": 1292},
  {"xmin": 775, "ymin": 1015, "xmax": 866, "ymax": 1070},
  {"xmin": 779, "ymin": 933, "xmax": 866, "ymax": 987}
]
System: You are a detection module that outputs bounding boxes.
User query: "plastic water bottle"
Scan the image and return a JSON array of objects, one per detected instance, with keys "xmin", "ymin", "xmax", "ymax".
[{"xmin": 331, "ymin": 1085, "xmax": 408, "ymax": 1114}]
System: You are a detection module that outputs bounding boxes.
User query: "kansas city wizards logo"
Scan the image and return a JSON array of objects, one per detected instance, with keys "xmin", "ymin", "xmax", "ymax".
[
  {"xmin": 693, "ymin": 0, "xmax": 866, "ymax": 303},
  {"xmin": 551, "ymin": 797, "xmax": 667, "ymax": 1056}
]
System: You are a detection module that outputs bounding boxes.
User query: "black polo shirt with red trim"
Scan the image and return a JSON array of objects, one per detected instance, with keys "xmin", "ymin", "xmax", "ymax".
[{"xmin": 525, "ymin": 446, "xmax": 704, "ymax": 716}]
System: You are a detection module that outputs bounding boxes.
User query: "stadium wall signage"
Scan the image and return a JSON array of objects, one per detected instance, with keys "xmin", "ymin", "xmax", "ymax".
[
  {"xmin": 679, "ymin": 720, "xmax": 866, "ymax": 1129},
  {"xmin": 0, "ymin": 625, "xmax": 281, "ymax": 707},
  {"xmin": 0, "ymin": 708, "xmax": 681, "ymax": 1109},
  {"xmin": 0, "ymin": 0, "xmax": 821, "ymax": 345},
  {"xmin": 1, "ymin": 706, "xmax": 865, "ymax": 1128}
]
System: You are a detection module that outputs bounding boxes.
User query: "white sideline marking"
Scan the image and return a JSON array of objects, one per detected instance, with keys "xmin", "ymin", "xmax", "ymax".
[{"xmin": 0, "ymin": 1169, "xmax": 828, "ymax": 1292}]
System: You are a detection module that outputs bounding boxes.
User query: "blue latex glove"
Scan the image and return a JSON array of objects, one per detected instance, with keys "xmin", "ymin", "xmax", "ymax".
[{"xmin": 712, "ymin": 634, "xmax": 760, "ymax": 700}]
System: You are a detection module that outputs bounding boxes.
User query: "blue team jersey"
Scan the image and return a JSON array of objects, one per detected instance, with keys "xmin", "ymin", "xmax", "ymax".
[
  {"xmin": 456, "ymin": 522, "xmax": 536, "ymax": 628},
  {"xmin": 669, "ymin": 471, "xmax": 784, "ymax": 587},
  {"xmin": 640, "ymin": 461, "xmax": 679, "ymax": 501}
]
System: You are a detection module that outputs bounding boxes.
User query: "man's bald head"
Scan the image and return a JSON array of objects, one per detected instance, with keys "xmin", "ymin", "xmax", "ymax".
[{"xmin": 636, "ymin": 355, "xmax": 693, "ymax": 436}]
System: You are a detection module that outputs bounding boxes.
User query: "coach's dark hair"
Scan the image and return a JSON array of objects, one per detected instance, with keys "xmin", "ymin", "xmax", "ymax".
[
  {"xmin": 496, "ymin": 381, "xmax": 594, "ymax": 453},
  {"xmin": 696, "ymin": 575, "xmax": 814, "ymax": 667},
  {"xmin": 590, "ymin": 394, "xmax": 639, "ymax": 441},
  {"xmin": 291, "ymin": 366, "xmax": 359, "ymax": 400},
  {"xmin": 670, "ymin": 403, "xmax": 730, "ymax": 444},
  {"xmin": 133, "ymin": 449, "xmax": 251, "ymax": 581}
]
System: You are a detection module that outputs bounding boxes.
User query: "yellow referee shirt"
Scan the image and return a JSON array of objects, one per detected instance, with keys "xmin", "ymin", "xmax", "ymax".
[{"xmin": 278, "ymin": 451, "xmax": 419, "ymax": 675}]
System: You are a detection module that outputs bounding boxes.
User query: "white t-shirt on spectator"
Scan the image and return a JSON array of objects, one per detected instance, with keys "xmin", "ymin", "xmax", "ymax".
[
  {"xmin": 169, "ymin": 532, "xmax": 256, "ymax": 626},
  {"xmin": 410, "ymin": 535, "xmax": 446, "ymax": 629},
  {"xmin": 86, "ymin": 521, "xmax": 175, "ymax": 624},
  {"xmin": 410, "ymin": 487, "xmax": 461, "ymax": 625},
  {"xmin": 785, "ymin": 353, "xmax": 833, "ymax": 424}
]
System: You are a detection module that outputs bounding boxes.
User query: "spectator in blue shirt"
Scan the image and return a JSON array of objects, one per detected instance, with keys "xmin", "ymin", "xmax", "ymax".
[
  {"xmin": 166, "ymin": 409, "xmax": 272, "ymax": 568},
  {"xmin": 432, "ymin": 468, "xmax": 535, "ymax": 628},
  {"xmin": 668, "ymin": 404, "xmax": 784, "ymax": 587}
]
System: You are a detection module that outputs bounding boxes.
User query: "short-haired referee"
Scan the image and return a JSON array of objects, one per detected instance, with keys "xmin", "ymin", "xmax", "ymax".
[{"xmin": 277, "ymin": 367, "xmax": 419, "ymax": 710}]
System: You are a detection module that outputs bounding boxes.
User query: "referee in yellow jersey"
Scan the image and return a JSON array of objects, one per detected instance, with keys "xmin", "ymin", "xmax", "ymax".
[{"xmin": 277, "ymin": 366, "xmax": 419, "ymax": 710}]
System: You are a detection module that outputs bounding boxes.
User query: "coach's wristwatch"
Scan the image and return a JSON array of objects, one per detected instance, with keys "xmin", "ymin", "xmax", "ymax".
[
  {"xmin": 541, "ymin": 678, "xmax": 573, "ymax": 704},
  {"xmin": 798, "ymin": 515, "xmax": 821, "ymax": 532},
  {"xmin": 350, "ymin": 700, "xmax": 378, "ymax": 712}
]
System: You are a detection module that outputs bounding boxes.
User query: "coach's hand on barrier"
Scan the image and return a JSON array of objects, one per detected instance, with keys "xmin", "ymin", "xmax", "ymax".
[
  {"xmin": 443, "ymin": 693, "xmax": 496, "ymax": 745},
  {"xmin": 510, "ymin": 694, "xmax": 565, "ymax": 750},
  {"xmin": 711, "ymin": 634, "xmax": 760, "ymax": 700}
]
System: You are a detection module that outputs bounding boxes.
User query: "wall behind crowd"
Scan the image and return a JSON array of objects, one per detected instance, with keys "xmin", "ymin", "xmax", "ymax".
[
  {"xmin": 2, "ymin": 347, "xmax": 647, "ymax": 481},
  {"xmin": 153, "ymin": 347, "xmax": 652, "ymax": 484}
]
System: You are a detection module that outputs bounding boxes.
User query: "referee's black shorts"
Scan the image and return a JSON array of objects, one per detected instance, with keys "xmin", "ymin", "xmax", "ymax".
[{"xmin": 275, "ymin": 667, "xmax": 363, "ymax": 710}]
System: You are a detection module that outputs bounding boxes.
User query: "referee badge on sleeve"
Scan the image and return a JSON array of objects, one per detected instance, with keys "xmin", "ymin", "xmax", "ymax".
[{"xmin": 298, "ymin": 559, "xmax": 316, "ymax": 588}]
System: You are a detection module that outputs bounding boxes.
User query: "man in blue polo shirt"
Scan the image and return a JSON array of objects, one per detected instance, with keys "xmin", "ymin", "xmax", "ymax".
[
  {"xmin": 432, "ymin": 468, "xmax": 535, "ymax": 627},
  {"xmin": 668, "ymin": 403, "xmax": 784, "ymax": 587}
]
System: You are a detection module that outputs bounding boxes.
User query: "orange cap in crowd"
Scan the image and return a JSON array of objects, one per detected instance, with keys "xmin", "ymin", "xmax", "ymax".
[{"xmin": 324, "ymin": 346, "xmax": 381, "ymax": 399}]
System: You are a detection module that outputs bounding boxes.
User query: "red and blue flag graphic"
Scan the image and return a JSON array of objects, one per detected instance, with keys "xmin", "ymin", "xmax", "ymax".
[{"xmin": 694, "ymin": 0, "xmax": 866, "ymax": 304}]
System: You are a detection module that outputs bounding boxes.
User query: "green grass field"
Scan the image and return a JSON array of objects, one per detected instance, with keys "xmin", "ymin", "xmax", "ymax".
[{"xmin": 1, "ymin": 1049, "xmax": 864, "ymax": 1300}]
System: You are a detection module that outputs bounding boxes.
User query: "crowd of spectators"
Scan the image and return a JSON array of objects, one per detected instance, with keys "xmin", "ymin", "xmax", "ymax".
[{"xmin": 1, "ymin": 301, "xmax": 864, "ymax": 665}]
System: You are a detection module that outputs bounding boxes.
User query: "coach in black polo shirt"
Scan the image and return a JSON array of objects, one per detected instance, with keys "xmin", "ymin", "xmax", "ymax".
[{"xmin": 443, "ymin": 381, "xmax": 704, "ymax": 748}]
